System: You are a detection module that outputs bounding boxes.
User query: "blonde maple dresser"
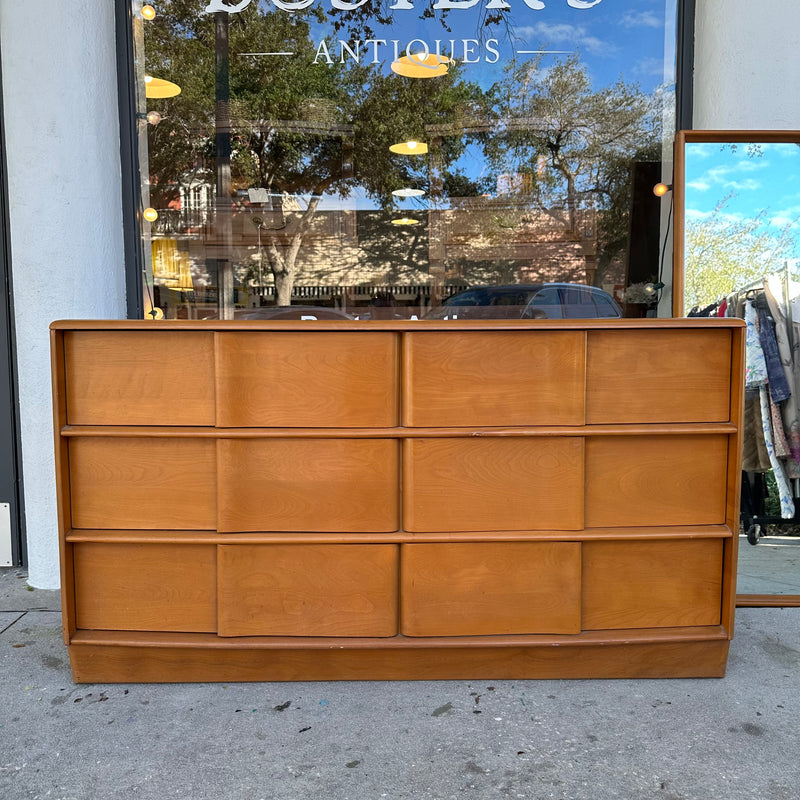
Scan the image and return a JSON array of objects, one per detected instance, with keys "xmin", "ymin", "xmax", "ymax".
[{"xmin": 51, "ymin": 318, "xmax": 744, "ymax": 682}]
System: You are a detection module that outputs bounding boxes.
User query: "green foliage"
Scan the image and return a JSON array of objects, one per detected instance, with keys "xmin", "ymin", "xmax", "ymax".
[{"xmin": 683, "ymin": 194, "xmax": 799, "ymax": 311}]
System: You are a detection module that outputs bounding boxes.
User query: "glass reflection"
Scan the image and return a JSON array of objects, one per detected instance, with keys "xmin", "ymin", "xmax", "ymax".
[
  {"xmin": 683, "ymin": 141, "xmax": 800, "ymax": 315},
  {"xmin": 680, "ymin": 135, "xmax": 800, "ymax": 600},
  {"xmin": 136, "ymin": 0, "xmax": 677, "ymax": 320}
]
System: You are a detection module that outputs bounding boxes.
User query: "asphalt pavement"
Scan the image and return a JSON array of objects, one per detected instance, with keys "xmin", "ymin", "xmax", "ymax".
[{"xmin": 2, "ymin": 561, "xmax": 800, "ymax": 800}]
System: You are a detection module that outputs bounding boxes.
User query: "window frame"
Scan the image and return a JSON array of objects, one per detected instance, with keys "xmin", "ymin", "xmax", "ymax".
[{"xmin": 114, "ymin": 0, "xmax": 697, "ymax": 320}]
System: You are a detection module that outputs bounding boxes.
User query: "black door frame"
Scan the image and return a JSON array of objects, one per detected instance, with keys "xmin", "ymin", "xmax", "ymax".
[{"xmin": 0, "ymin": 40, "xmax": 26, "ymax": 566}]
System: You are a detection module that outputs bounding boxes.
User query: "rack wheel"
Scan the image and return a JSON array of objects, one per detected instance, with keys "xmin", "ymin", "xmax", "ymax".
[{"xmin": 746, "ymin": 524, "xmax": 762, "ymax": 545}]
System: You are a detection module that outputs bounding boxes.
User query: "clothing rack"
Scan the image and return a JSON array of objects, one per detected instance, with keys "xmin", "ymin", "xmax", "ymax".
[{"xmin": 720, "ymin": 266, "xmax": 800, "ymax": 544}]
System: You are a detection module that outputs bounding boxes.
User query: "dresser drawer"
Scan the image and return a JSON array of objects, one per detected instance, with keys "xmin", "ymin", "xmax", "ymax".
[
  {"xmin": 582, "ymin": 539, "xmax": 724, "ymax": 629},
  {"xmin": 585, "ymin": 435, "xmax": 729, "ymax": 527},
  {"xmin": 73, "ymin": 543, "xmax": 217, "ymax": 632},
  {"xmin": 586, "ymin": 329, "xmax": 732, "ymax": 423},
  {"xmin": 217, "ymin": 439, "xmax": 400, "ymax": 532},
  {"xmin": 400, "ymin": 542, "xmax": 581, "ymax": 636},
  {"xmin": 64, "ymin": 330, "xmax": 215, "ymax": 426},
  {"xmin": 218, "ymin": 544, "xmax": 399, "ymax": 636},
  {"xmin": 69, "ymin": 437, "xmax": 217, "ymax": 530},
  {"xmin": 403, "ymin": 331, "xmax": 585, "ymax": 427},
  {"xmin": 403, "ymin": 437, "xmax": 584, "ymax": 532},
  {"xmin": 215, "ymin": 332, "xmax": 399, "ymax": 427}
]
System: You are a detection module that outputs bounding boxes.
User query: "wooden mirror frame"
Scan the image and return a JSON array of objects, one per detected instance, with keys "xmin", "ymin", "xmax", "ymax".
[{"xmin": 674, "ymin": 129, "xmax": 800, "ymax": 607}]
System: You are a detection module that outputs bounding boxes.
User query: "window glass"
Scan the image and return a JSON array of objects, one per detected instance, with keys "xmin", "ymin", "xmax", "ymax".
[
  {"xmin": 130, "ymin": 0, "xmax": 680, "ymax": 320},
  {"xmin": 525, "ymin": 287, "xmax": 562, "ymax": 319},
  {"xmin": 560, "ymin": 286, "xmax": 596, "ymax": 319}
]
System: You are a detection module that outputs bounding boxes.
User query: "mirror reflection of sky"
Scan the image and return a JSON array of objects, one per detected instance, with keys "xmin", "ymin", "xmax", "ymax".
[{"xmin": 685, "ymin": 143, "xmax": 800, "ymax": 239}]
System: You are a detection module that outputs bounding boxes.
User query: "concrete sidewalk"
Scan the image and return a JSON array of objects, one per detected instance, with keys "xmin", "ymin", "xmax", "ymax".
[{"xmin": 2, "ymin": 564, "xmax": 800, "ymax": 800}]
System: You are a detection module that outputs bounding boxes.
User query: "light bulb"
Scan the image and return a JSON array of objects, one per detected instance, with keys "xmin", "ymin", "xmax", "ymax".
[
  {"xmin": 141, "ymin": 4, "xmax": 156, "ymax": 20},
  {"xmin": 144, "ymin": 75, "xmax": 153, "ymax": 84},
  {"xmin": 406, "ymin": 140, "xmax": 418, "ymax": 149},
  {"xmin": 653, "ymin": 182, "xmax": 671, "ymax": 197},
  {"xmin": 143, "ymin": 207, "xmax": 158, "ymax": 222},
  {"xmin": 145, "ymin": 110, "xmax": 162, "ymax": 125}
]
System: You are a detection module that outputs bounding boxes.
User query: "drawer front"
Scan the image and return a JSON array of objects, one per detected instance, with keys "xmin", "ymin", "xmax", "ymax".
[
  {"xmin": 217, "ymin": 439, "xmax": 400, "ymax": 532},
  {"xmin": 582, "ymin": 539, "xmax": 724, "ymax": 629},
  {"xmin": 584, "ymin": 435, "xmax": 729, "ymax": 528},
  {"xmin": 400, "ymin": 542, "xmax": 581, "ymax": 636},
  {"xmin": 73, "ymin": 543, "xmax": 217, "ymax": 632},
  {"xmin": 403, "ymin": 437, "xmax": 584, "ymax": 532},
  {"xmin": 586, "ymin": 329, "xmax": 732, "ymax": 423},
  {"xmin": 403, "ymin": 331, "xmax": 585, "ymax": 427},
  {"xmin": 69, "ymin": 438, "xmax": 217, "ymax": 530},
  {"xmin": 218, "ymin": 544, "xmax": 399, "ymax": 636},
  {"xmin": 64, "ymin": 331, "xmax": 215, "ymax": 426},
  {"xmin": 215, "ymin": 332, "xmax": 399, "ymax": 428}
]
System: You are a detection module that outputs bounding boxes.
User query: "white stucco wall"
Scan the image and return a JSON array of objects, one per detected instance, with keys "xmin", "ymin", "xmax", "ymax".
[
  {"xmin": 694, "ymin": 0, "xmax": 800, "ymax": 128},
  {"xmin": 0, "ymin": 3, "xmax": 126, "ymax": 588}
]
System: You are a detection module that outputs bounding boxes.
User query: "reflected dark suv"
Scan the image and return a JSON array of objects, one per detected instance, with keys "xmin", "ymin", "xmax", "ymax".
[{"xmin": 424, "ymin": 283, "xmax": 623, "ymax": 320}]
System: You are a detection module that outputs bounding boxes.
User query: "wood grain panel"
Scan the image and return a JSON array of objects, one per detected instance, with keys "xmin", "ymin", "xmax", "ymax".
[
  {"xmin": 404, "ymin": 437, "xmax": 584, "ymax": 532},
  {"xmin": 217, "ymin": 439, "xmax": 400, "ymax": 532},
  {"xmin": 215, "ymin": 332, "xmax": 398, "ymax": 427},
  {"xmin": 585, "ymin": 435, "xmax": 728, "ymax": 527},
  {"xmin": 403, "ymin": 331, "xmax": 585, "ymax": 426},
  {"xmin": 586, "ymin": 329, "xmax": 731, "ymax": 423},
  {"xmin": 400, "ymin": 542, "xmax": 581, "ymax": 636},
  {"xmin": 582, "ymin": 539, "xmax": 723, "ymax": 629},
  {"xmin": 67, "ymin": 638, "xmax": 731, "ymax": 682},
  {"xmin": 69, "ymin": 438, "xmax": 217, "ymax": 529},
  {"xmin": 73, "ymin": 543, "xmax": 216, "ymax": 632},
  {"xmin": 64, "ymin": 331, "xmax": 215, "ymax": 425},
  {"xmin": 218, "ymin": 544, "xmax": 398, "ymax": 636}
]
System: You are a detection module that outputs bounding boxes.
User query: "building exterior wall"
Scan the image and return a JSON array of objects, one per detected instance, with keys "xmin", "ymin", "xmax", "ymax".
[
  {"xmin": 0, "ymin": 2, "xmax": 126, "ymax": 588},
  {"xmin": 693, "ymin": 0, "xmax": 800, "ymax": 128},
  {"xmin": 0, "ymin": 0, "xmax": 798, "ymax": 587}
]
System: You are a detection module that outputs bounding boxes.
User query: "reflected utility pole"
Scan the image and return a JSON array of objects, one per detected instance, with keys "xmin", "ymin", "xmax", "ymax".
[{"xmin": 215, "ymin": 11, "xmax": 234, "ymax": 319}]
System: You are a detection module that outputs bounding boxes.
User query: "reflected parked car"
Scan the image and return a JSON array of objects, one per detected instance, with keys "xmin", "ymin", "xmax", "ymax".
[
  {"xmin": 423, "ymin": 283, "xmax": 623, "ymax": 320},
  {"xmin": 233, "ymin": 306, "xmax": 355, "ymax": 320}
]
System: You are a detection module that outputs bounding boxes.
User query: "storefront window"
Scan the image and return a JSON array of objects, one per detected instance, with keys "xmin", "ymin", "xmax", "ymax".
[{"xmin": 128, "ymin": 0, "xmax": 682, "ymax": 320}]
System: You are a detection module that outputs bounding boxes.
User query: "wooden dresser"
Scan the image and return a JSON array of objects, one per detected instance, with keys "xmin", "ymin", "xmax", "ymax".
[{"xmin": 51, "ymin": 318, "xmax": 744, "ymax": 682}]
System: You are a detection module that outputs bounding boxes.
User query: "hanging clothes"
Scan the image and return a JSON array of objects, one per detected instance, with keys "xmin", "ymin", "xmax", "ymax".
[
  {"xmin": 754, "ymin": 293, "xmax": 792, "ymax": 403},
  {"xmin": 742, "ymin": 394, "xmax": 772, "ymax": 472},
  {"xmin": 744, "ymin": 300, "xmax": 769, "ymax": 388},
  {"xmin": 759, "ymin": 386, "xmax": 795, "ymax": 517},
  {"xmin": 764, "ymin": 280, "xmax": 800, "ymax": 478}
]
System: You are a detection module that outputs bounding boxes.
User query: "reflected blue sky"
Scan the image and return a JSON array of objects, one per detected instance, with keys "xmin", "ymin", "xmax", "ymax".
[
  {"xmin": 234, "ymin": 0, "xmax": 677, "ymax": 211},
  {"xmin": 251, "ymin": 0, "xmax": 676, "ymax": 92},
  {"xmin": 685, "ymin": 143, "xmax": 800, "ymax": 243}
]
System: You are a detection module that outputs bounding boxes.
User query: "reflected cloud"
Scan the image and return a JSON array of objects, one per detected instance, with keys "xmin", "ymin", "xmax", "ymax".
[
  {"xmin": 634, "ymin": 56, "xmax": 670, "ymax": 78},
  {"xmin": 689, "ymin": 160, "xmax": 768, "ymax": 193},
  {"xmin": 621, "ymin": 11, "xmax": 662, "ymax": 28},
  {"xmin": 515, "ymin": 23, "xmax": 614, "ymax": 56}
]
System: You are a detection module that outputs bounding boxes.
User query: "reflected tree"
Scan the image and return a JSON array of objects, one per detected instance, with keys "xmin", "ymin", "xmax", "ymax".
[{"xmin": 684, "ymin": 194, "xmax": 799, "ymax": 311}]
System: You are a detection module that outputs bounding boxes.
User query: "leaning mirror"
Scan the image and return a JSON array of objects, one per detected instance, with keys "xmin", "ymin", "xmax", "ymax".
[{"xmin": 675, "ymin": 130, "xmax": 800, "ymax": 606}]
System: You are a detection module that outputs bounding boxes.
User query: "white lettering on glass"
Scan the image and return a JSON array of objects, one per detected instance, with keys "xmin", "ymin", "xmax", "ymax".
[
  {"xmin": 311, "ymin": 38, "xmax": 501, "ymax": 64},
  {"xmin": 433, "ymin": 0, "xmax": 481, "ymax": 9},
  {"xmin": 203, "ymin": 0, "xmax": 253, "ymax": 12},
  {"xmin": 314, "ymin": 40, "xmax": 334, "ymax": 63},
  {"xmin": 205, "ymin": 0, "xmax": 605, "ymax": 13},
  {"xmin": 331, "ymin": 0, "xmax": 369, "ymax": 9},
  {"xmin": 270, "ymin": 0, "xmax": 315, "ymax": 9}
]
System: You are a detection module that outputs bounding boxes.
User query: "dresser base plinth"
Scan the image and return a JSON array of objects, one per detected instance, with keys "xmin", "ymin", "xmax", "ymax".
[{"xmin": 67, "ymin": 635, "xmax": 730, "ymax": 683}]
